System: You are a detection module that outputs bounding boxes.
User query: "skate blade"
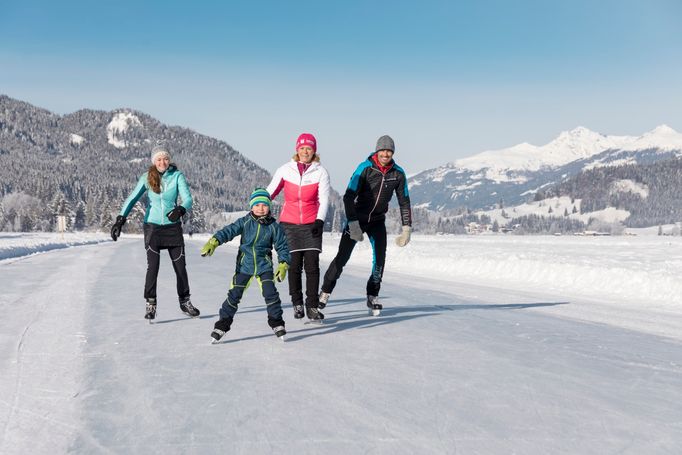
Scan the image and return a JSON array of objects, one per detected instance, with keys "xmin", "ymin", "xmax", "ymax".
[
  {"xmin": 369, "ymin": 309, "xmax": 381, "ymax": 317},
  {"xmin": 211, "ymin": 338, "xmax": 221, "ymax": 344},
  {"xmin": 277, "ymin": 335, "xmax": 286, "ymax": 341},
  {"xmin": 304, "ymin": 320, "xmax": 324, "ymax": 325}
]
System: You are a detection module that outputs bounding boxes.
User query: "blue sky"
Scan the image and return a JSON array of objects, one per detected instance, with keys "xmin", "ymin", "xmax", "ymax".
[{"xmin": 2, "ymin": 0, "xmax": 682, "ymax": 190}]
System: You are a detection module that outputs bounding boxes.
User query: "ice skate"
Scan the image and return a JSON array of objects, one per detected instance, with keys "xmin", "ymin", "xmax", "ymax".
[
  {"xmin": 318, "ymin": 291, "xmax": 331, "ymax": 309},
  {"xmin": 144, "ymin": 298, "xmax": 157, "ymax": 322},
  {"xmin": 367, "ymin": 295, "xmax": 382, "ymax": 316},
  {"xmin": 305, "ymin": 306, "xmax": 324, "ymax": 324},
  {"xmin": 179, "ymin": 298, "xmax": 200, "ymax": 317},
  {"xmin": 273, "ymin": 325, "xmax": 287, "ymax": 341},
  {"xmin": 293, "ymin": 304, "xmax": 305, "ymax": 319},
  {"xmin": 210, "ymin": 318, "xmax": 232, "ymax": 344}
]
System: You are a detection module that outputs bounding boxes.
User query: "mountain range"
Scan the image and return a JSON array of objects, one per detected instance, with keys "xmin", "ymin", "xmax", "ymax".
[
  {"xmin": 408, "ymin": 125, "xmax": 682, "ymax": 213},
  {"xmin": 0, "ymin": 94, "xmax": 342, "ymax": 232}
]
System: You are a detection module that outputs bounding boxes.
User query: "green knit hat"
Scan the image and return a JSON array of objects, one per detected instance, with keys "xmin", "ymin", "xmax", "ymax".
[{"xmin": 249, "ymin": 188, "xmax": 271, "ymax": 208}]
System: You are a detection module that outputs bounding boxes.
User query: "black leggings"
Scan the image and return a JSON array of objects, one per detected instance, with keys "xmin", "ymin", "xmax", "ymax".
[
  {"xmin": 322, "ymin": 221, "xmax": 387, "ymax": 297},
  {"xmin": 144, "ymin": 245, "xmax": 190, "ymax": 302},
  {"xmin": 288, "ymin": 250, "xmax": 320, "ymax": 308},
  {"xmin": 143, "ymin": 223, "xmax": 190, "ymax": 302}
]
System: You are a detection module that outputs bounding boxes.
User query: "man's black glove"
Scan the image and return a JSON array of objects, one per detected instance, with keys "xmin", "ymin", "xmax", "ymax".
[
  {"xmin": 110, "ymin": 215, "xmax": 126, "ymax": 241},
  {"xmin": 166, "ymin": 206, "xmax": 186, "ymax": 222},
  {"xmin": 311, "ymin": 219, "xmax": 324, "ymax": 237}
]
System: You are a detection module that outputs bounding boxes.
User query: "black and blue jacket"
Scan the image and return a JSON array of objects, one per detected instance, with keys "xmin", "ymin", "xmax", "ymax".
[
  {"xmin": 213, "ymin": 213, "xmax": 290, "ymax": 276},
  {"xmin": 343, "ymin": 154, "xmax": 412, "ymax": 227}
]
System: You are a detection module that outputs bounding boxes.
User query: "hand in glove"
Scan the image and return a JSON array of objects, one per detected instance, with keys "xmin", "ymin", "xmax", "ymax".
[
  {"xmin": 110, "ymin": 215, "xmax": 127, "ymax": 241},
  {"xmin": 275, "ymin": 262, "xmax": 289, "ymax": 282},
  {"xmin": 311, "ymin": 219, "xmax": 324, "ymax": 238},
  {"xmin": 201, "ymin": 237, "xmax": 220, "ymax": 257},
  {"xmin": 395, "ymin": 226, "xmax": 411, "ymax": 247},
  {"xmin": 166, "ymin": 206, "xmax": 186, "ymax": 222},
  {"xmin": 348, "ymin": 220, "xmax": 364, "ymax": 242}
]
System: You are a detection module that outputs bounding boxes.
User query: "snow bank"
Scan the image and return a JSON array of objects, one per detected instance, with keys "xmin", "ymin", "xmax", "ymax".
[
  {"xmin": 321, "ymin": 234, "xmax": 682, "ymax": 309},
  {"xmin": 0, "ymin": 232, "xmax": 110, "ymax": 261}
]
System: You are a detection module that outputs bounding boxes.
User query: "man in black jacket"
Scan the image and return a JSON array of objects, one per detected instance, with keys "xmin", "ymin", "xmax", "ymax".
[{"xmin": 319, "ymin": 135, "xmax": 412, "ymax": 315}]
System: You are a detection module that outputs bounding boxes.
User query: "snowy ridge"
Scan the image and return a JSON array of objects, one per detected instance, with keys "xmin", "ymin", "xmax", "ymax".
[
  {"xmin": 455, "ymin": 125, "xmax": 677, "ymax": 173},
  {"xmin": 422, "ymin": 125, "xmax": 682, "ymax": 183},
  {"xmin": 106, "ymin": 112, "xmax": 142, "ymax": 148}
]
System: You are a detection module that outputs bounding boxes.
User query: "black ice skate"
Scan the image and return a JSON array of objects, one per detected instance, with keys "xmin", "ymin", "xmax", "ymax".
[
  {"xmin": 305, "ymin": 306, "xmax": 324, "ymax": 324},
  {"xmin": 367, "ymin": 295, "xmax": 382, "ymax": 316},
  {"xmin": 180, "ymin": 298, "xmax": 200, "ymax": 318},
  {"xmin": 144, "ymin": 299, "xmax": 157, "ymax": 322},
  {"xmin": 318, "ymin": 291, "xmax": 331, "ymax": 309},
  {"xmin": 293, "ymin": 304, "xmax": 305, "ymax": 319},
  {"xmin": 211, "ymin": 318, "xmax": 232, "ymax": 344},
  {"xmin": 272, "ymin": 325, "xmax": 287, "ymax": 341}
]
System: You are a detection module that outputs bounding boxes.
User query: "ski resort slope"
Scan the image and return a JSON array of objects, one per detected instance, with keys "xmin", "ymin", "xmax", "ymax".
[{"xmin": 0, "ymin": 235, "xmax": 681, "ymax": 454}]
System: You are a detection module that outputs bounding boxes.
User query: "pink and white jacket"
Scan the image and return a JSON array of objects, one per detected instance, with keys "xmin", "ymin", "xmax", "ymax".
[{"xmin": 266, "ymin": 160, "xmax": 331, "ymax": 225}]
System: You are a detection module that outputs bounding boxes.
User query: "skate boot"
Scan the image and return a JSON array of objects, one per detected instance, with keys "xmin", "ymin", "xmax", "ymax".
[
  {"xmin": 180, "ymin": 298, "xmax": 200, "ymax": 317},
  {"xmin": 293, "ymin": 304, "xmax": 305, "ymax": 319},
  {"xmin": 272, "ymin": 325, "xmax": 287, "ymax": 341},
  {"xmin": 306, "ymin": 306, "xmax": 324, "ymax": 323},
  {"xmin": 318, "ymin": 291, "xmax": 331, "ymax": 309},
  {"xmin": 211, "ymin": 317, "xmax": 232, "ymax": 344},
  {"xmin": 367, "ymin": 295, "xmax": 382, "ymax": 316},
  {"xmin": 144, "ymin": 298, "xmax": 157, "ymax": 322}
]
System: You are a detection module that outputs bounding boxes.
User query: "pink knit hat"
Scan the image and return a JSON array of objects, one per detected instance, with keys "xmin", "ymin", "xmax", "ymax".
[{"xmin": 295, "ymin": 133, "xmax": 317, "ymax": 153}]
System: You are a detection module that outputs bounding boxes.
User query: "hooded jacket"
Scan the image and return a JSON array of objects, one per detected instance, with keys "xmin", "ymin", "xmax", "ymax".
[
  {"xmin": 119, "ymin": 165, "xmax": 193, "ymax": 225},
  {"xmin": 343, "ymin": 154, "xmax": 412, "ymax": 227},
  {"xmin": 213, "ymin": 213, "xmax": 291, "ymax": 275}
]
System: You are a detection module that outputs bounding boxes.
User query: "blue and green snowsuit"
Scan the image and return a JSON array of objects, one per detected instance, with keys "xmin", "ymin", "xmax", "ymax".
[{"xmin": 213, "ymin": 213, "xmax": 291, "ymax": 328}]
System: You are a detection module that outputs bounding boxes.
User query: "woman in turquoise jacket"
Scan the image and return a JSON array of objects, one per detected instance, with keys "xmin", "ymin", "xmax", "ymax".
[{"xmin": 111, "ymin": 143, "xmax": 200, "ymax": 321}]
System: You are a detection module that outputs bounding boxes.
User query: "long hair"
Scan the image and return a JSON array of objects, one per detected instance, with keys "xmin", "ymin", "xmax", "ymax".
[{"xmin": 147, "ymin": 164, "xmax": 177, "ymax": 193}]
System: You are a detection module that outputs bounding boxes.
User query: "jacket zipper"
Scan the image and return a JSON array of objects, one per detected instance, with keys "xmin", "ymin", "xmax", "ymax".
[
  {"xmin": 367, "ymin": 169, "xmax": 385, "ymax": 223},
  {"xmin": 252, "ymin": 222, "xmax": 261, "ymax": 276},
  {"xmin": 298, "ymin": 168, "xmax": 304, "ymax": 224},
  {"xmin": 160, "ymin": 177, "xmax": 166, "ymax": 225}
]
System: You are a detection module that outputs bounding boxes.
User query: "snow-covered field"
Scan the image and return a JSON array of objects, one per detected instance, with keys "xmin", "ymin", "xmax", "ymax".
[
  {"xmin": 0, "ymin": 232, "xmax": 109, "ymax": 262},
  {"xmin": 1, "ymin": 232, "xmax": 681, "ymax": 454}
]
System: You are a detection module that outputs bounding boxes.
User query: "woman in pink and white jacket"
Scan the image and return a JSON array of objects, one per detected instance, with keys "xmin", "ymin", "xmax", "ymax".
[{"xmin": 266, "ymin": 133, "xmax": 331, "ymax": 322}]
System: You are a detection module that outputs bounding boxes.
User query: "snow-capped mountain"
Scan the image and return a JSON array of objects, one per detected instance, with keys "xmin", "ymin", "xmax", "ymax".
[
  {"xmin": 0, "ymin": 95, "xmax": 343, "ymax": 233},
  {"xmin": 409, "ymin": 125, "xmax": 682, "ymax": 211}
]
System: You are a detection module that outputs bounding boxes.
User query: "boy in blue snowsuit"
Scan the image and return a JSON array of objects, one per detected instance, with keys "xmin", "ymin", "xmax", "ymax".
[{"xmin": 201, "ymin": 188, "xmax": 291, "ymax": 342}]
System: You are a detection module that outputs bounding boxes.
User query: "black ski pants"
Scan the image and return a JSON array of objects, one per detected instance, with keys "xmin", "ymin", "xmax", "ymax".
[
  {"xmin": 288, "ymin": 250, "xmax": 320, "ymax": 308},
  {"xmin": 322, "ymin": 221, "xmax": 387, "ymax": 297},
  {"xmin": 219, "ymin": 271, "xmax": 285, "ymax": 328}
]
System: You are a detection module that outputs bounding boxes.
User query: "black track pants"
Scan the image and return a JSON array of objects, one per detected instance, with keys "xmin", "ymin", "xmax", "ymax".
[{"xmin": 322, "ymin": 222, "xmax": 387, "ymax": 297}]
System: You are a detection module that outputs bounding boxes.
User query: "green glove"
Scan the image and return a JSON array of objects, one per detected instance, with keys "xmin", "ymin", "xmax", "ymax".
[
  {"xmin": 274, "ymin": 262, "xmax": 289, "ymax": 282},
  {"xmin": 201, "ymin": 237, "xmax": 220, "ymax": 257}
]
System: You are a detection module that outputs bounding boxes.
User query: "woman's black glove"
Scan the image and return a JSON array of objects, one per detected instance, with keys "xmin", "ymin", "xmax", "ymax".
[
  {"xmin": 166, "ymin": 206, "xmax": 186, "ymax": 222},
  {"xmin": 311, "ymin": 219, "xmax": 324, "ymax": 237},
  {"xmin": 110, "ymin": 215, "xmax": 126, "ymax": 241}
]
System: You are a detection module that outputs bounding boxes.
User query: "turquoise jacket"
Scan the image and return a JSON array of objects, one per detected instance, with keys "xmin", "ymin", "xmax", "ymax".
[
  {"xmin": 119, "ymin": 165, "xmax": 193, "ymax": 225},
  {"xmin": 213, "ymin": 213, "xmax": 290, "ymax": 276}
]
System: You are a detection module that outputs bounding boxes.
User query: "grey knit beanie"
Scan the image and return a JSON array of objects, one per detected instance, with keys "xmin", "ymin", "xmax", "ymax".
[
  {"xmin": 151, "ymin": 142, "xmax": 170, "ymax": 163},
  {"xmin": 375, "ymin": 135, "xmax": 395, "ymax": 153}
]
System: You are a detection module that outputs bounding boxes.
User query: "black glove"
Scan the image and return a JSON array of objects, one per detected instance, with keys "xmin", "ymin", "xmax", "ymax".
[
  {"xmin": 110, "ymin": 215, "xmax": 126, "ymax": 241},
  {"xmin": 166, "ymin": 206, "xmax": 186, "ymax": 222},
  {"xmin": 311, "ymin": 219, "xmax": 324, "ymax": 237}
]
